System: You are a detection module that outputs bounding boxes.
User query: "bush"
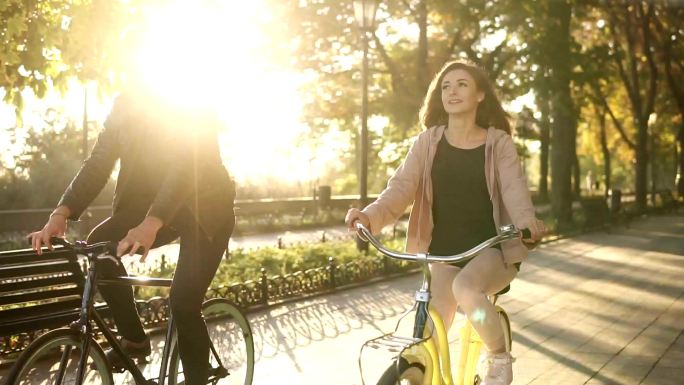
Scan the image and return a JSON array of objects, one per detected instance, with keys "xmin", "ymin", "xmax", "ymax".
[{"xmin": 135, "ymin": 235, "xmax": 407, "ymax": 300}]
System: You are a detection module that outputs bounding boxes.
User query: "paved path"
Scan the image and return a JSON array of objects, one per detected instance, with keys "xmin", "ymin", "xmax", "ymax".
[
  {"xmin": 246, "ymin": 211, "xmax": 684, "ymax": 385},
  {"xmin": 1, "ymin": 211, "xmax": 682, "ymax": 384}
]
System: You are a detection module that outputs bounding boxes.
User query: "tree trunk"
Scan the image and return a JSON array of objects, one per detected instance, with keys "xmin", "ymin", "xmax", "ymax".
[
  {"xmin": 572, "ymin": 118, "xmax": 580, "ymax": 197},
  {"xmin": 598, "ymin": 107, "xmax": 611, "ymax": 197},
  {"xmin": 635, "ymin": 118, "xmax": 649, "ymax": 210},
  {"xmin": 549, "ymin": 0, "xmax": 575, "ymax": 229},
  {"xmin": 416, "ymin": 0, "xmax": 429, "ymax": 91},
  {"xmin": 650, "ymin": 131, "xmax": 657, "ymax": 206},
  {"xmin": 679, "ymin": 124, "xmax": 684, "ymax": 196},
  {"xmin": 538, "ymin": 81, "xmax": 551, "ymax": 202},
  {"xmin": 573, "ymin": 151, "xmax": 580, "ymax": 197}
]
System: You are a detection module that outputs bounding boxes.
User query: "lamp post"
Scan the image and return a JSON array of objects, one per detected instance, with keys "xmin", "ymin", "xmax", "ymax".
[
  {"xmin": 353, "ymin": 0, "xmax": 379, "ymax": 208},
  {"xmin": 516, "ymin": 107, "xmax": 534, "ymax": 177},
  {"xmin": 353, "ymin": 0, "xmax": 378, "ymax": 252}
]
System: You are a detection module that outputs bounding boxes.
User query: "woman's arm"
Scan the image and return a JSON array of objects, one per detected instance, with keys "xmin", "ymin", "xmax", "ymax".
[
  {"xmin": 362, "ymin": 133, "xmax": 428, "ymax": 234},
  {"xmin": 496, "ymin": 134, "xmax": 544, "ymax": 243}
]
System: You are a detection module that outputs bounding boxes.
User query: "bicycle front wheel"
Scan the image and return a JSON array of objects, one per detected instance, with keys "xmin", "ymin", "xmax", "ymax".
[
  {"xmin": 5, "ymin": 328, "xmax": 113, "ymax": 385},
  {"xmin": 376, "ymin": 358, "xmax": 425, "ymax": 385},
  {"xmin": 168, "ymin": 298, "xmax": 255, "ymax": 385}
]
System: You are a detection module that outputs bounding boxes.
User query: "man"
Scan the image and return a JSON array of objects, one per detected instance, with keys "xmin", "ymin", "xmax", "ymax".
[{"xmin": 28, "ymin": 85, "xmax": 235, "ymax": 384}]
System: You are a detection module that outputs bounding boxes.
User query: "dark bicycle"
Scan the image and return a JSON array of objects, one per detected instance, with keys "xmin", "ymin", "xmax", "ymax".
[{"xmin": 5, "ymin": 238, "xmax": 254, "ymax": 385}]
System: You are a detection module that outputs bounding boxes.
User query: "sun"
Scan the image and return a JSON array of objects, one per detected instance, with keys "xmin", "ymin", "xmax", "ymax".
[{"xmin": 126, "ymin": 0, "xmax": 316, "ymax": 186}]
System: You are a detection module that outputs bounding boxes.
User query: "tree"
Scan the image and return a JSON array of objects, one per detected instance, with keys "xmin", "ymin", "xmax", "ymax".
[
  {"xmin": 272, "ymin": 0, "xmax": 527, "ymax": 194},
  {"xmin": 652, "ymin": 2, "xmax": 684, "ymax": 197},
  {"xmin": 1, "ymin": 0, "xmax": 136, "ymax": 111},
  {"xmin": 602, "ymin": 1, "xmax": 659, "ymax": 211},
  {"xmin": 0, "ymin": 108, "xmax": 114, "ymax": 209}
]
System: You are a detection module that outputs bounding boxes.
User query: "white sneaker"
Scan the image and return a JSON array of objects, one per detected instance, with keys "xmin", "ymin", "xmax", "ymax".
[{"xmin": 479, "ymin": 351, "xmax": 514, "ymax": 385}]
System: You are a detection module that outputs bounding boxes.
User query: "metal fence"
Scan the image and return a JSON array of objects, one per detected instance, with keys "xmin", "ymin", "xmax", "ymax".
[{"xmin": 0, "ymin": 247, "xmax": 411, "ymax": 358}]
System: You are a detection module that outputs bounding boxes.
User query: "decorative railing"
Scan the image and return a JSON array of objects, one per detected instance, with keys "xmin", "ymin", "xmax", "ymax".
[{"xmin": 0, "ymin": 254, "xmax": 412, "ymax": 358}]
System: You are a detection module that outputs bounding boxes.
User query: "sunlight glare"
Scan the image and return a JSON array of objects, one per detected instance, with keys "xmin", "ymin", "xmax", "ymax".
[{"xmin": 128, "ymin": 0, "xmax": 319, "ymax": 186}]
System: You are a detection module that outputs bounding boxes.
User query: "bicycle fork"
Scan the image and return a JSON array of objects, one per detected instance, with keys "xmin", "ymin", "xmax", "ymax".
[
  {"xmin": 72, "ymin": 251, "xmax": 98, "ymax": 385},
  {"xmin": 453, "ymin": 320, "xmax": 482, "ymax": 385}
]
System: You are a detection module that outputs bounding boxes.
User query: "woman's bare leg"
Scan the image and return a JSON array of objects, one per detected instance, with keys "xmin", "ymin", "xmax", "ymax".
[
  {"xmin": 428, "ymin": 262, "xmax": 461, "ymax": 329},
  {"xmin": 451, "ymin": 248, "xmax": 517, "ymax": 353}
]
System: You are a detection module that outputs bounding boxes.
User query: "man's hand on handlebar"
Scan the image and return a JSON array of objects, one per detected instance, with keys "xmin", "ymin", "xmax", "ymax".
[
  {"xmin": 345, "ymin": 208, "xmax": 371, "ymax": 232},
  {"xmin": 27, "ymin": 207, "xmax": 70, "ymax": 255},
  {"xmin": 116, "ymin": 216, "xmax": 163, "ymax": 262}
]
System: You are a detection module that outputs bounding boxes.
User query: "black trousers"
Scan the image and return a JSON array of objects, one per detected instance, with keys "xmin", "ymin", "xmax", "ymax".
[{"xmin": 88, "ymin": 207, "xmax": 234, "ymax": 385}]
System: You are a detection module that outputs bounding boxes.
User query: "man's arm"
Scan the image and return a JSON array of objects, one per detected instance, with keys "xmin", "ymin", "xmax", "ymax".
[{"xmin": 57, "ymin": 96, "xmax": 124, "ymax": 219}]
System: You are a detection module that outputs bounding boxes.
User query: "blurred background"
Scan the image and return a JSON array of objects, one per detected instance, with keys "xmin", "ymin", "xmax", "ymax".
[{"xmin": 0, "ymin": 0, "xmax": 682, "ymax": 231}]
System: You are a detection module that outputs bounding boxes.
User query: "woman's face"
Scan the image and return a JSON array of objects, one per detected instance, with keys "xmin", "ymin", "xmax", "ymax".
[{"xmin": 441, "ymin": 69, "xmax": 484, "ymax": 116}]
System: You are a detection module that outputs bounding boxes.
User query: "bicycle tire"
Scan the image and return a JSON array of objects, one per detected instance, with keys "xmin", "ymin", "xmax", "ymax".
[
  {"xmin": 168, "ymin": 298, "xmax": 255, "ymax": 385},
  {"xmin": 473, "ymin": 308, "xmax": 512, "ymax": 385},
  {"xmin": 376, "ymin": 358, "xmax": 425, "ymax": 385},
  {"xmin": 497, "ymin": 307, "xmax": 512, "ymax": 352},
  {"xmin": 4, "ymin": 328, "xmax": 113, "ymax": 385}
]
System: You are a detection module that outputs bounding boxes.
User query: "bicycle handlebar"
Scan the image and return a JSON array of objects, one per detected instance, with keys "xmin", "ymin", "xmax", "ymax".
[
  {"xmin": 49, "ymin": 237, "xmax": 118, "ymax": 259},
  {"xmin": 355, "ymin": 223, "xmax": 531, "ymax": 264}
]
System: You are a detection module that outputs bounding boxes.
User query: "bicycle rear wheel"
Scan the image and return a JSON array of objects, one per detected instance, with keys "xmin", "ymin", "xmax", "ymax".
[
  {"xmin": 168, "ymin": 298, "xmax": 254, "ymax": 385},
  {"xmin": 497, "ymin": 307, "xmax": 512, "ymax": 352},
  {"xmin": 376, "ymin": 358, "xmax": 425, "ymax": 385},
  {"xmin": 5, "ymin": 328, "xmax": 113, "ymax": 385}
]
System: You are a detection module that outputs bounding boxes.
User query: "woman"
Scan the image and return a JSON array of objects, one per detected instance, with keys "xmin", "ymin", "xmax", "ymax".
[{"xmin": 345, "ymin": 60, "xmax": 546, "ymax": 385}]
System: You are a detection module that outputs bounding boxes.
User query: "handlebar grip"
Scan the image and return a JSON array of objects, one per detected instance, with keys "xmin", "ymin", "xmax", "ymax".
[
  {"xmin": 521, "ymin": 228, "xmax": 532, "ymax": 240},
  {"xmin": 47, "ymin": 236, "xmax": 119, "ymax": 257},
  {"xmin": 50, "ymin": 237, "xmax": 69, "ymax": 246}
]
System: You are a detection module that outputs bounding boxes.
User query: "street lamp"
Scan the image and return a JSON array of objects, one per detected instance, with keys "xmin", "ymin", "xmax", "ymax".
[
  {"xmin": 353, "ymin": 0, "xmax": 378, "ymax": 252},
  {"xmin": 353, "ymin": 0, "xmax": 379, "ymax": 31},
  {"xmin": 353, "ymin": 0, "xmax": 379, "ymax": 209},
  {"xmin": 515, "ymin": 107, "xmax": 534, "ymax": 176}
]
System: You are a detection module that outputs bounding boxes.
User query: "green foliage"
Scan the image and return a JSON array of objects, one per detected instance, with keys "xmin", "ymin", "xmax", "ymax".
[
  {"xmin": 268, "ymin": 0, "xmax": 534, "ymax": 194},
  {"xmin": 0, "ymin": 0, "xmax": 133, "ymax": 109},
  {"xmin": 0, "ymin": 109, "xmax": 114, "ymax": 209},
  {"xmin": 135, "ymin": 236, "xmax": 407, "ymax": 299}
]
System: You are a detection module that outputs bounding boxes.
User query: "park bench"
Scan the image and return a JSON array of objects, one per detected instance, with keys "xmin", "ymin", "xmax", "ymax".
[{"xmin": 0, "ymin": 246, "xmax": 87, "ymax": 339}]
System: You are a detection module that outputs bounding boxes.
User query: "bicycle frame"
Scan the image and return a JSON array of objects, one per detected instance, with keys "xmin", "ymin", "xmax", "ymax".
[
  {"xmin": 356, "ymin": 223, "xmax": 522, "ymax": 385},
  {"xmin": 359, "ymin": 268, "xmax": 497, "ymax": 385},
  {"xmin": 7, "ymin": 238, "xmax": 247, "ymax": 385},
  {"xmin": 71, "ymin": 249, "xmax": 175, "ymax": 385}
]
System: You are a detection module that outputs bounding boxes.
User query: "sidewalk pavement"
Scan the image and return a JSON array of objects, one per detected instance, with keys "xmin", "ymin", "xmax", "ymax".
[
  {"xmin": 245, "ymin": 211, "xmax": 684, "ymax": 385},
  {"xmin": 1, "ymin": 210, "xmax": 681, "ymax": 384}
]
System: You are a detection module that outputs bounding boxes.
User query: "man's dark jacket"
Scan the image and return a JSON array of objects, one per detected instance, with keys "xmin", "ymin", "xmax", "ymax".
[{"xmin": 58, "ymin": 92, "xmax": 235, "ymax": 237}]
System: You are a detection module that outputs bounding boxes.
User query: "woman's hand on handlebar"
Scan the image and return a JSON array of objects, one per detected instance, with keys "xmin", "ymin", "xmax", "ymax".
[
  {"xmin": 345, "ymin": 208, "xmax": 370, "ymax": 233},
  {"xmin": 519, "ymin": 217, "xmax": 546, "ymax": 243}
]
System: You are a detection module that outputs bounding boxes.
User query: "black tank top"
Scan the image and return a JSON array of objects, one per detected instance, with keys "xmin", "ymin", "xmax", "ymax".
[{"xmin": 429, "ymin": 135, "xmax": 499, "ymax": 267}]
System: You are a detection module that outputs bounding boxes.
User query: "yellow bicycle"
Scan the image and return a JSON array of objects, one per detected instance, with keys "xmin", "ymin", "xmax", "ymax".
[{"xmin": 356, "ymin": 223, "xmax": 529, "ymax": 385}]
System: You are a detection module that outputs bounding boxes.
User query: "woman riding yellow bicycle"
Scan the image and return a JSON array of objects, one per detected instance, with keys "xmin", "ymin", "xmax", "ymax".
[{"xmin": 346, "ymin": 60, "xmax": 546, "ymax": 385}]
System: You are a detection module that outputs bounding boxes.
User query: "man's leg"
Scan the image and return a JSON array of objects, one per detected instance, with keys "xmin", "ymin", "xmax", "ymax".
[
  {"xmin": 90, "ymin": 213, "xmax": 179, "ymax": 343},
  {"xmin": 169, "ymin": 210, "xmax": 233, "ymax": 385}
]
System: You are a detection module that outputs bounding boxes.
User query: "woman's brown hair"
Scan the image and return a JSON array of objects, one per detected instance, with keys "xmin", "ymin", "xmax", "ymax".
[{"xmin": 419, "ymin": 60, "xmax": 511, "ymax": 134}]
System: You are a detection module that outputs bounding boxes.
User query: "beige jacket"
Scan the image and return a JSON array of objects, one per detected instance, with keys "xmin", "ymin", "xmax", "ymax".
[{"xmin": 363, "ymin": 125, "xmax": 537, "ymax": 265}]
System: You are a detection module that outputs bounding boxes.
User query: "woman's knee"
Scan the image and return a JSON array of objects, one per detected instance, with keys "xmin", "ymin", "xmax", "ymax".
[{"xmin": 451, "ymin": 272, "xmax": 484, "ymax": 304}]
